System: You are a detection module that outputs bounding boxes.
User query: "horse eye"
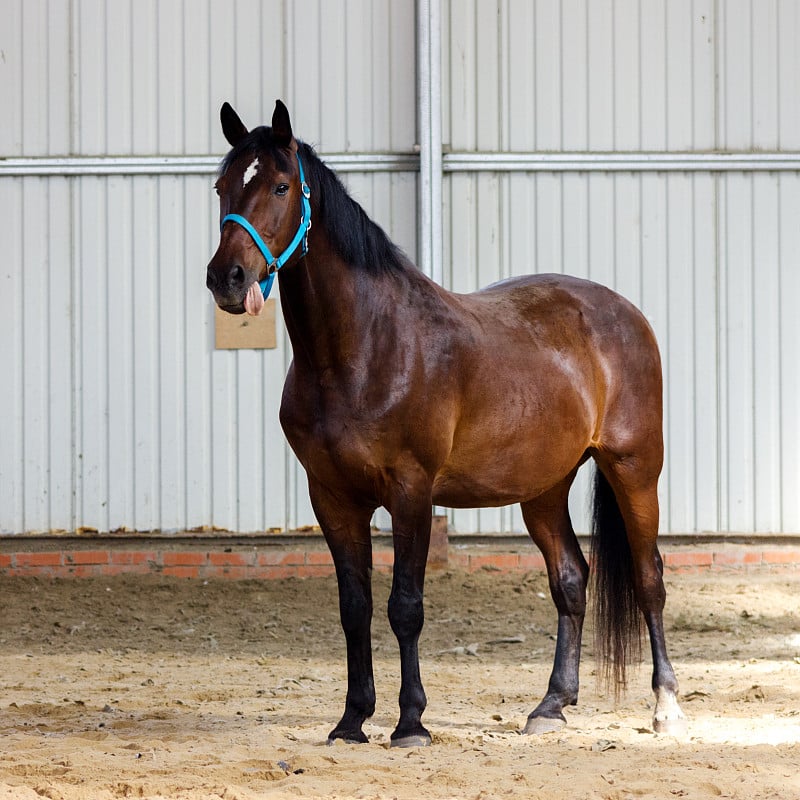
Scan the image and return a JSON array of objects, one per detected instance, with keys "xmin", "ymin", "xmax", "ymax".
[{"xmin": 275, "ymin": 183, "xmax": 290, "ymax": 196}]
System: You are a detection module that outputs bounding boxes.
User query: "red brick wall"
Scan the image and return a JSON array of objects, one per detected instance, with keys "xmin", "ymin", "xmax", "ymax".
[{"xmin": 1, "ymin": 541, "xmax": 798, "ymax": 579}]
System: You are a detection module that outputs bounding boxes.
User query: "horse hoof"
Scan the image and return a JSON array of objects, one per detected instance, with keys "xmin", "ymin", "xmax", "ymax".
[
  {"xmin": 327, "ymin": 730, "xmax": 369, "ymax": 745},
  {"xmin": 653, "ymin": 715, "xmax": 688, "ymax": 736},
  {"xmin": 390, "ymin": 733, "xmax": 432, "ymax": 748},
  {"xmin": 652, "ymin": 687, "xmax": 688, "ymax": 737},
  {"xmin": 522, "ymin": 715, "xmax": 566, "ymax": 735}
]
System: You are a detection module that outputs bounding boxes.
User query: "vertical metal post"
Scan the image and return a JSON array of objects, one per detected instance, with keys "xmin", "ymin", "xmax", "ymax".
[
  {"xmin": 417, "ymin": 0, "xmax": 443, "ymax": 285},
  {"xmin": 418, "ymin": 0, "xmax": 447, "ymax": 524}
]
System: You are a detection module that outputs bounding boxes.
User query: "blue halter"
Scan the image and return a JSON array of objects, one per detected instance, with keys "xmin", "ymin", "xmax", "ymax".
[{"xmin": 220, "ymin": 151, "xmax": 312, "ymax": 300}]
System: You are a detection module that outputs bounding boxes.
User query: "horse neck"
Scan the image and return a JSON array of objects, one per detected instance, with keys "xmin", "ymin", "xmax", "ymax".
[{"xmin": 277, "ymin": 229, "xmax": 410, "ymax": 372}]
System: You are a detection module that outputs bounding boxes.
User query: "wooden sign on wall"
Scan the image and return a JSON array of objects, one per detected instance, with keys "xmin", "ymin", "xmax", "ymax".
[{"xmin": 214, "ymin": 300, "xmax": 277, "ymax": 349}]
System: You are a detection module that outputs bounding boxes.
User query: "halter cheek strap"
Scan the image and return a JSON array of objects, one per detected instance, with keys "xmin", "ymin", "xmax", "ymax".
[{"xmin": 220, "ymin": 151, "xmax": 312, "ymax": 300}]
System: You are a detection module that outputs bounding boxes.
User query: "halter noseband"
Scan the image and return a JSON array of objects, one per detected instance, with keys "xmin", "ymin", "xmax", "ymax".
[{"xmin": 220, "ymin": 151, "xmax": 311, "ymax": 300}]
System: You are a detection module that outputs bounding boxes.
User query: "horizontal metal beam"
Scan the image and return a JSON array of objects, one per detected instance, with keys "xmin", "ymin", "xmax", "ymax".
[
  {"xmin": 443, "ymin": 151, "xmax": 800, "ymax": 172},
  {"xmin": 0, "ymin": 153, "xmax": 420, "ymax": 177},
  {"xmin": 3, "ymin": 151, "xmax": 800, "ymax": 177},
  {"xmin": 325, "ymin": 153, "xmax": 420, "ymax": 172}
]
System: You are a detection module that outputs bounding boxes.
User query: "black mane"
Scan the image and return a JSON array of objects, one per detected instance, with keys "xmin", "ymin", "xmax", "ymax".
[{"xmin": 220, "ymin": 126, "xmax": 408, "ymax": 275}]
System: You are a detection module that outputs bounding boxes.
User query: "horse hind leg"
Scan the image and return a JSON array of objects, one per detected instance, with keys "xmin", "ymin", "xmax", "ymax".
[
  {"xmin": 592, "ymin": 456, "xmax": 687, "ymax": 736},
  {"xmin": 519, "ymin": 471, "xmax": 589, "ymax": 735}
]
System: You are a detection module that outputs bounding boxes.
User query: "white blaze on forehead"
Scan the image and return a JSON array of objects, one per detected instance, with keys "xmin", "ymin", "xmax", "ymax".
[{"xmin": 242, "ymin": 158, "xmax": 259, "ymax": 187}]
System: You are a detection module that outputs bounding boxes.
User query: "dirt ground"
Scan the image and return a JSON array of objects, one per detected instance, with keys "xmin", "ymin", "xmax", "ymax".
[{"xmin": 1, "ymin": 568, "xmax": 798, "ymax": 800}]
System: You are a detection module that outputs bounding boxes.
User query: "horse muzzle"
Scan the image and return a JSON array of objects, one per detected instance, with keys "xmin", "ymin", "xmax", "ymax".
[{"xmin": 206, "ymin": 258, "xmax": 256, "ymax": 314}]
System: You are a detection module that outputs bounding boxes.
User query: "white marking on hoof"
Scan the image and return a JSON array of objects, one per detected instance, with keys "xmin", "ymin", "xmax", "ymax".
[
  {"xmin": 390, "ymin": 734, "xmax": 432, "ymax": 748},
  {"xmin": 243, "ymin": 158, "xmax": 259, "ymax": 187},
  {"xmin": 327, "ymin": 733, "xmax": 368, "ymax": 746},
  {"xmin": 653, "ymin": 716, "xmax": 688, "ymax": 736},
  {"xmin": 653, "ymin": 686, "xmax": 688, "ymax": 736},
  {"xmin": 522, "ymin": 715, "xmax": 566, "ymax": 735}
]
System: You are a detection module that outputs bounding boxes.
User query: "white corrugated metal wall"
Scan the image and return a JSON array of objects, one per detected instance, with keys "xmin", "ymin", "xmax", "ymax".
[
  {"xmin": 440, "ymin": 0, "xmax": 800, "ymax": 536},
  {"xmin": 1, "ymin": 0, "xmax": 799, "ymax": 536},
  {"xmin": 0, "ymin": 0, "xmax": 418, "ymax": 535}
]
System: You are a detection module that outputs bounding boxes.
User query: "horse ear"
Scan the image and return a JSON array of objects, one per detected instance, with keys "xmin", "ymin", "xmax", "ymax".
[
  {"xmin": 271, "ymin": 99, "xmax": 294, "ymax": 146},
  {"xmin": 221, "ymin": 102, "xmax": 248, "ymax": 147}
]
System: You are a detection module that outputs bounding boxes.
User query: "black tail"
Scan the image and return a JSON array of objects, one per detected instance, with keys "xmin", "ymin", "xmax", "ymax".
[{"xmin": 590, "ymin": 467, "xmax": 643, "ymax": 698}]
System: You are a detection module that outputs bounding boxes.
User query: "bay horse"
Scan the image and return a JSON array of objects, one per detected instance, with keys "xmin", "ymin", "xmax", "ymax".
[{"xmin": 206, "ymin": 100, "xmax": 687, "ymax": 746}]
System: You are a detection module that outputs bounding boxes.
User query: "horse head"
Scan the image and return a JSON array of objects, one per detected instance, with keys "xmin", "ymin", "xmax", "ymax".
[{"xmin": 206, "ymin": 100, "xmax": 311, "ymax": 316}]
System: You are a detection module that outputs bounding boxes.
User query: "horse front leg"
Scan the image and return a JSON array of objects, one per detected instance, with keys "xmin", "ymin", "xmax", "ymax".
[
  {"xmin": 386, "ymin": 482, "xmax": 434, "ymax": 747},
  {"xmin": 309, "ymin": 481, "xmax": 377, "ymax": 744}
]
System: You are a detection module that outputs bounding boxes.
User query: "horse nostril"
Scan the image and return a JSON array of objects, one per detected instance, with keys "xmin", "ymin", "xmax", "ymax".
[
  {"xmin": 206, "ymin": 266, "xmax": 217, "ymax": 290},
  {"xmin": 229, "ymin": 264, "xmax": 246, "ymax": 287}
]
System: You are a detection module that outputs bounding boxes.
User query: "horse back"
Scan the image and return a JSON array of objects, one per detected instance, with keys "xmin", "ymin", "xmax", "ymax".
[{"xmin": 467, "ymin": 273, "xmax": 661, "ymax": 397}]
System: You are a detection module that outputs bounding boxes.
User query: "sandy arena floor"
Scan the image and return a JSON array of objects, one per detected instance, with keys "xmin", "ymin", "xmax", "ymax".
[{"xmin": 1, "ymin": 569, "xmax": 798, "ymax": 799}]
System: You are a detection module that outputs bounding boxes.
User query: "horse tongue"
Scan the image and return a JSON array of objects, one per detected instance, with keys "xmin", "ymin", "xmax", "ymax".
[{"xmin": 244, "ymin": 282, "xmax": 265, "ymax": 316}]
